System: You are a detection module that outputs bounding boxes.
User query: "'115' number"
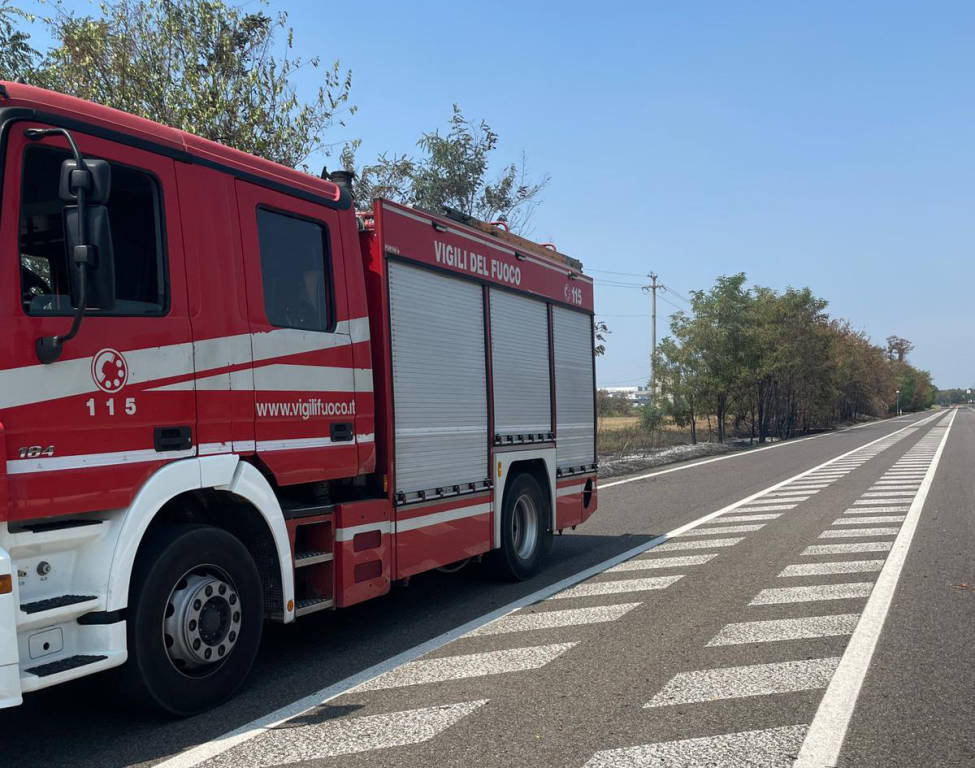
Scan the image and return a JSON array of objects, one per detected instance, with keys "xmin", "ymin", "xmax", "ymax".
[{"xmin": 86, "ymin": 397, "xmax": 137, "ymax": 416}]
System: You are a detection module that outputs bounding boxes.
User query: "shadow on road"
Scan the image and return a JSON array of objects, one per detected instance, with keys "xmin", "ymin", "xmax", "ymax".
[{"xmin": 0, "ymin": 531, "xmax": 657, "ymax": 768}]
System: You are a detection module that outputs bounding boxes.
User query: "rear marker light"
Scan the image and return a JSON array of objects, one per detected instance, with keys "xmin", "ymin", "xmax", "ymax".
[{"xmin": 0, "ymin": 575, "xmax": 11, "ymax": 595}]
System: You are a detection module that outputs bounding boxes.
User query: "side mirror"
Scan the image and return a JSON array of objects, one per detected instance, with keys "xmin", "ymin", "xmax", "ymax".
[
  {"xmin": 59, "ymin": 158, "xmax": 111, "ymax": 204},
  {"xmin": 29, "ymin": 130, "xmax": 116, "ymax": 363},
  {"xmin": 63, "ymin": 204, "xmax": 116, "ymax": 311}
]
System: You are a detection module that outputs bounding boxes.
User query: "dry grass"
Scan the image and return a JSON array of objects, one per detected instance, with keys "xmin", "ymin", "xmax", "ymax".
[
  {"xmin": 598, "ymin": 416, "xmax": 641, "ymax": 432},
  {"xmin": 597, "ymin": 414, "xmax": 721, "ymax": 459}
]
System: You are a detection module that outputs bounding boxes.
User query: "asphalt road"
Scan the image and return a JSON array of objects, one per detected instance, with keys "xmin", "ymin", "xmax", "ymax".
[{"xmin": 2, "ymin": 409, "xmax": 971, "ymax": 768}]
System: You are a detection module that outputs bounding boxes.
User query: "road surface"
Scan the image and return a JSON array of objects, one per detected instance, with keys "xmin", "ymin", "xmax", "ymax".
[{"xmin": 3, "ymin": 408, "xmax": 972, "ymax": 767}]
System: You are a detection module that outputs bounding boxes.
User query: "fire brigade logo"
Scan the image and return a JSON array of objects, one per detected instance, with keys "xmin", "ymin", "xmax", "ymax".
[{"xmin": 91, "ymin": 348, "xmax": 129, "ymax": 393}]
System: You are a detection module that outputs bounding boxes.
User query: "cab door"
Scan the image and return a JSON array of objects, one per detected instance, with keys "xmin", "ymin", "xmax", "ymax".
[
  {"xmin": 0, "ymin": 121, "xmax": 195, "ymax": 520},
  {"xmin": 235, "ymin": 181, "xmax": 358, "ymax": 486}
]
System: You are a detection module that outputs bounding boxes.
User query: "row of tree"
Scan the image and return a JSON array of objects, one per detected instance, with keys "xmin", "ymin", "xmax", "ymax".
[
  {"xmin": 0, "ymin": 0, "xmax": 548, "ymax": 230},
  {"xmin": 655, "ymin": 274, "xmax": 935, "ymax": 443}
]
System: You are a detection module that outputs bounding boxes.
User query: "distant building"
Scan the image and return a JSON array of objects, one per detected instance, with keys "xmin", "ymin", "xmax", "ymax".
[{"xmin": 601, "ymin": 385, "xmax": 653, "ymax": 405}]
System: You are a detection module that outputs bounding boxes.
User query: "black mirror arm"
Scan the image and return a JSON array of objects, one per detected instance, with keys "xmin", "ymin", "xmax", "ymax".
[{"xmin": 25, "ymin": 127, "xmax": 90, "ymax": 364}]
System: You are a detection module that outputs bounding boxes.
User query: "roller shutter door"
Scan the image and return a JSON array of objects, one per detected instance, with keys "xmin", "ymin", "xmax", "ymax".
[
  {"xmin": 388, "ymin": 261, "xmax": 488, "ymax": 497},
  {"xmin": 553, "ymin": 306, "xmax": 595, "ymax": 469},
  {"xmin": 490, "ymin": 289, "xmax": 551, "ymax": 439}
]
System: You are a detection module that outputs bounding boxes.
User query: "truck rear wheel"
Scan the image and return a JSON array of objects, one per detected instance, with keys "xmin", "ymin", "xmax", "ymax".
[
  {"xmin": 123, "ymin": 525, "xmax": 264, "ymax": 716},
  {"xmin": 492, "ymin": 473, "xmax": 552, "ymax": 581}
]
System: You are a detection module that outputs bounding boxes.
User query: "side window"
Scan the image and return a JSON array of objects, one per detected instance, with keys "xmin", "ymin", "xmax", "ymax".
[
  {"xmin": 19, "ymin": 145, "xmax": 167, "ymax": 316},
  {"xmin": 256, "ymin": 207, "xmax": 332, "ymax": 332}
]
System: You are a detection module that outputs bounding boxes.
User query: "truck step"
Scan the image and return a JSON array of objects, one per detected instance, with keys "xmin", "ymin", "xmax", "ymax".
[
  {"xmin": 20, "ymin": 594, "xmax": 98, "ymax": 615},
  {"xmin": 295, "ymin": 597, "xmax": 334, "ymax": 617},
  {"xmin": 295, "ymin": 551, "xmax": 333, "ymax": 567},
  {"xmin": 25, "ymin": 654, "xmax": 108, "ymax": 678},
  {"xmin": 281, "ymin": 501, "xmax": 335, "ymax": 520}
]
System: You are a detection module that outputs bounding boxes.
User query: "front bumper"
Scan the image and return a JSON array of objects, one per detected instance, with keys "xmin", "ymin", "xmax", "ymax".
[{"xmin": 0, "ymin": 545, "xmax": 22, "ymax": 707}]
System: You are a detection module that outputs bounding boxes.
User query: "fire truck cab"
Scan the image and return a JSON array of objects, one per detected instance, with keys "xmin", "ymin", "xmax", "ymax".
[{"xmin": 0, "ymin": 81, "xmax": 597, "ymax": 714}]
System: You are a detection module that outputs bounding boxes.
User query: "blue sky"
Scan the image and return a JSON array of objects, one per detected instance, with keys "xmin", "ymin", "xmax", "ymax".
[{"xmin": 23, "ymin": 1, "xmax": 975, "ymax": 387}]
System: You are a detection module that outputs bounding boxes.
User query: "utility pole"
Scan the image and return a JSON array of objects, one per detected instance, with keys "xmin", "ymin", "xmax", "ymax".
[{"xmin": 642, "ymin": 273, "xmax": 660, "ymax": 402}]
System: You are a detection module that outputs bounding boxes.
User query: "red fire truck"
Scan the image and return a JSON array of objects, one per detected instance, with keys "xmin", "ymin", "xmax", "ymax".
[{"xmin": 0, "ymin": 81, "xmax": 597, "ymax": 715}]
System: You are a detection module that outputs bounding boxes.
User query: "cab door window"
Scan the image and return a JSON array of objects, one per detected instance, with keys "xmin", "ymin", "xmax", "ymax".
[
  {"xmin": 19, "ymin": 145, "xmax": 167, "ymax": 316},
  {"xmin": 256, "ymin": 207, "xmax": 332, "ymax": 332}
]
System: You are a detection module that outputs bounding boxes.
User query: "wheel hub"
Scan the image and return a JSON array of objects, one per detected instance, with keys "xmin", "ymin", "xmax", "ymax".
[
  {"xmin": 164, "ymin": 571, "xmax": 242, "ymax": 671},
  {"xmin": 512, "ymin": 493, "xmax": 539, "ymax": 560}
]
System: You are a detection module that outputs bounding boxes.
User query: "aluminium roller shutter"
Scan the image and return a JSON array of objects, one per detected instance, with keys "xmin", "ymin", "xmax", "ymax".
[
  {"xmin": 490, "ymin": 288, "xmax": 551, "ymax": 439},
  {"xmin": 388, "ymin": 260, "xmax": 488, "ymax": 496},
  {"xmin": 553, "ymin": 306, "xmax": 595, "ymax": 469}
]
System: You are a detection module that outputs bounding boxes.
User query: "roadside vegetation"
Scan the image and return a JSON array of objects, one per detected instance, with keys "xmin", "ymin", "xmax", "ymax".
[
  {"xmin": 600, "ymin": 273, "xmax": 937, "ymax": 460},
  {"xmin": 0, "ymin": 0, "xmax": 547, "ymax": 231}
]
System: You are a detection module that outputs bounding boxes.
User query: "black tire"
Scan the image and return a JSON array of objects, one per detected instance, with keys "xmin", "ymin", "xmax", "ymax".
[
  {"xmin": 491, "ymin": 473, "xmax": 552, "ymax": 581},
  {"xmin": 123, "ymin": 524, "xmax": 264, "ymax": 716}
]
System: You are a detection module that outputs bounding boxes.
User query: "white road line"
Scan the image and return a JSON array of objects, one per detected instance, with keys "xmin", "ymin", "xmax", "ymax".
[
  {"xmin": 796, "ymin": 408, "xmax": 957, "ymax": 767},
  {"xmin": 598, "ymin": 434, "xmax": 842, "ymax": 491},
  {"xmin": 583, "ymin": 725, "xmax": 809, "ymax": 768},
  {"xmin": 832, "ymin": 516, "xmax": 905, "ymax": 525},
  {"xmin": 750, "ymin": 583, "xmax": 874, "ymax": 605},
  {"xmin": 679, "ymin": 523, "xmax": 766, "ymax": 536},
  {"xmin": 707, "ymin": 615, "xmax": 860, "ymax": 645},
  {"xmin": 767, "ymin": 490, "xmax": 818, "ymax": 497},
  {"xmin": 655, "ymin": 537, "xmax": 745, "ymax": 551},
  {"xmin": 844, "ymin": 506, "xmax": 909, "ymax": 514},
  {"xmin": 803, "ymin": 542, "xmax": 893, "ymax": 555},
  {"xmin": 608, "ymin": 554, "xmax": 717, "ymax": 571},
  {"xmin": 155, "ymin": 416, "xmax": 931, "ymax": 768},
  {"xmin": 819, "ymin": 527, "xmax": 900, "ymax": 538},
  {"xmin": 354, "ymin": 643, "xmax": 576, "ymax": 691},
  {"xmin": 718, "ymin": 513, "xmax": 783, "ymax": 523},
  {"xmin": 735, "ymin": 504, "xmax": 797, "ymax": 512},
  {"xmin": 551, "ymin": 575, "xmax": 683, "ymax": 599},
  {"xmin": 597, "ymin": 412, "xmax": 932, "ymax": 491},
  {"xmin": 778, "ymin": 561, "xmax": 885, "ymax": 577},
  {"xmin": 853, "ymin": 498, "xmax": 913, "ymax": 505},
  {"xmin": 203, "ymin": 700, "xmax": 489, "ymax": 766},
  {"xmin": 645, "ymin": 658, "xmax": 840, "ymax": 707},
  {"xmin": 466, "ymin": 603, "xmax": 641, "ymax": 636},
  {"xmin": 862, "ymin": 490, "xmax": 917, "ymax": 497}
]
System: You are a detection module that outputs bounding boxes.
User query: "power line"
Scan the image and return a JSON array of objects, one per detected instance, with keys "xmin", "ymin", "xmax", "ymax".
[
  {"xmin": 657, "ymin": 294, "xmax": 685, "ymax": 313},
  {"xmin": 592, "ymin": 278, "xmax": 644, "ymax": 288},
  {"xmin": 661, "ymin": 285, "xmax": 693, "ymax": 307},
  {"xmin": 588, "ymin": 268, "xmax": 649, "ymax": 278}
]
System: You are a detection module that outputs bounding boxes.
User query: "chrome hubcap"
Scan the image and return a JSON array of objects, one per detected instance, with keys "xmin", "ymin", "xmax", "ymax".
[
  {"xmin": 512, "ymin": 494, "xmax": 539, "ymax": 560},
  {"xmin": 163, "ymin": 568, "xmax": 241, "ymax": 673}
]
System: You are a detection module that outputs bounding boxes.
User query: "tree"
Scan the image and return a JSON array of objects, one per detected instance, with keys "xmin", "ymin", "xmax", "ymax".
[
  {"xmin": 596, "ymin": 389, "xmax": 633, "ymax": 417},
  {"xmin": 29, "ymin": 0, "xmax": 353, "ymax": 169},
  {"xmin": 885, "ymin": 335, "xmax": 915, "ymax": 362},
  {"xmin": 0, "ymin": 0, "xmax": 38, "ymax": 81},
  {"xmin": 594, "ymin": 320, "xmax": 610, "ymax": 356},
  {"xmin": 345, "ymin": 105, "xmax": 549, "ymax": 233},
  {"xmin": 656, "ymin": 273, "xmax": 919, "ymax": 443}
]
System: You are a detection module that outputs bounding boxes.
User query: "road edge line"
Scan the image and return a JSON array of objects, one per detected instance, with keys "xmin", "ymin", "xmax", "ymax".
[
  {"xmin": 793, "ymin": 408, "xmax": 957, "ymax": 767},
  {"xmin": 155, "ymin": 413, "xmax": 932, "ymax": 768},
  {"xmin": 600, "ymin": 412, "xmax": 935, "ymax": 490}
]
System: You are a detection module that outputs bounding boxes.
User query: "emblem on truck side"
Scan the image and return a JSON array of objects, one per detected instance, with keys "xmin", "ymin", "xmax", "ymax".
[{"xmin": 91, "ymin": 348, "xmax": 129, "ymax": 392}]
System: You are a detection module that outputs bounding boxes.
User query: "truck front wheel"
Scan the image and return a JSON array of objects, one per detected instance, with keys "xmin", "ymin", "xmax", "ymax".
[
  {"xmin": 492, "ymin": 473, "xmax": 552, "ymax": 581},
  {"xmin": 124, "ymin": 525, "xmax": 264, "ymax": 716}
]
